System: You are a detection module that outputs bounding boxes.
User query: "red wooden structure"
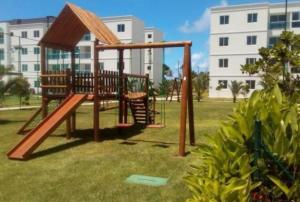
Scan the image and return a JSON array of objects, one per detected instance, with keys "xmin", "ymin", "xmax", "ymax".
[{"xmin": 7, "ymin": 3, "xmax": 195, "ymax": 160}]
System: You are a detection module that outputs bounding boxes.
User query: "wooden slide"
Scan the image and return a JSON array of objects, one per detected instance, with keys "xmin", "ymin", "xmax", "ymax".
[{"xmin": 7, "ymin": 93, "xmax": 88, "ymax": 160}]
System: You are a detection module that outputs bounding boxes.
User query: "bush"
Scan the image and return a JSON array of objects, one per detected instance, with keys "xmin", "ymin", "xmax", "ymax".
[{"xmin": 185, "ymin": 85, "xmax": 300, "ymax": 201}]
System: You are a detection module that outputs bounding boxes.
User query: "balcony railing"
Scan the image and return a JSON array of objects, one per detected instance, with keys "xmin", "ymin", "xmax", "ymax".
[
  {"xmin": 75, "ymin": 52, "xmax": 91, "ymax": 59},
  {"xmin": 269, "ymin": 21, "xmax": 288, "ymax": 29}
]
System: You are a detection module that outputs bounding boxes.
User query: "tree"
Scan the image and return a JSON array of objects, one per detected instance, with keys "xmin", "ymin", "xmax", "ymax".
[
  {"xmin": 241, "ymin": 31, "xmax": 300, "ymax": 97},
  {"xmin": 158, "ymin": 79, "xmax": 171, "ymax": 96},
  {"xmin": 162, "ymin": 64, "xmax": 172, "ymax": 80},
  {"xmin": 7, "ymin": 76, "xmax": 31, "ymax": 108},
  {"xmin": 193, "ymin": 72, "xmax": 209, "ymax": 102},
  {"xmin": 229, "ymin": 80, "xmax": 244, "ymax": 103},
  {"xmin": 0, "ymin": 65, "xmax": 15, "ymax": 106}
]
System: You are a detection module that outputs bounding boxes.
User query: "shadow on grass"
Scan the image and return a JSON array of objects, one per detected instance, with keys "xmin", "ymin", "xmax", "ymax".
[
  {"xmin": 31, "ymin": 138, "xmax": 90, "ymax": 159},
  {"xmin": 30, "ymin": 124, "xmax": 146, "ymax": 159},
  {"xmin": 0, "ymin": 119, "xmax": 25, "ymax": 125}
]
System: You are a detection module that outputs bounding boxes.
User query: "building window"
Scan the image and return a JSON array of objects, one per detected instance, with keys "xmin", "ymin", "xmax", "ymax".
[
  {"xmin": 22, "ymin": 64, "xmax": 28, "ymax": 72},
  {"xmin": 219, "ymin": 58, "xmax": 228, "ymax": 68},
  {"xmin": 147, "ymin": 65, "xmax": 151, "ymax": 70},
  {"xmin": 50, "ymin": 64, "xmax": 60, "ymax": 71},
  {"xmin": 117, "ymin": 24, "xmax": 125, "ymax": 32},
  {"xmin": 34, "ymin": 47, "xmax": 40, "ymax": 55},
  {"xmin": 269, "ymin": 15, "xmax": 286, "ymax": 29},
  {"xmin": 34, "ymin": 80, "xmax": 40, "ymax": 87},
  {"xmin": 61, "ymin": 64, "xmax": 69, "ymax": 70},
  {"xmin": 268, "ymin": 37, "xmax": 279, "ymax": 48},
  {"xmin": 34, "ymin": 64, "xmax": 40, "ymax": 71},
  {"xmin": 21, "ymin": 31, "xmax": 27, "ymax": 38},
  {"xmin": 218, "ymin": 80, "xmax": 228, "ymax": 89},
  {"xmin": 75, "ymin": 64, "xmax": 80, "ymax": 71},
  {"xmin": 79, "ymin": 46, "xmax": 91, "ymax": 59},
  {"xmin": 33, "ymin": 30, "xmax": 40, "ymax": 38},
  {"xmin": 99, "ymin": 62, "xmax": 104, "ymax": 70},
  {"xmin": 0, "ymin": 49, "xmax": 4, "ymax": 61},
  {"xmin": 247, "ymin": 36, "xmax": 257, "ymax": 45},
  {"xmin": 147, "ymin": 34, "xmax": 152, "ymax": 39},
  {"xmin": 21, "ymin": 48, "xmax": 28, "ymax": 55},
  {"xmin": 82, "ymin": 64, "xmax": 91, "ymax": 72},
  {"xmin": 248, "ymin": 13, "xmax": 258, "ymax": 23},
  {"xmin": 0, "ymin": 32, "xmax": 4, "ymax": 44},
  {"xmin": 10, "ymin": 32, "xmax": 13, "ymax": 36},
  {"xmin": 291, "ymin": 67, "xmax": 300, "ymax": 73},
  {"xmin": 246, "ymin": 58, "xmax": 256, "ymax": 65},
  {"xmin": 219, "ymin": 37, "xmax": 229, "ymax": 46},
  {"xmin": 48, "ymin": 49, "xmax": 60, "ymax": 59},
  {"xmin": 292, "ymin": 12, "xmax": 300, "ymax": 28},
  {"xmin": 246, "ymin": 80, "xmax": 255, "ymax": 89},
  {"xmin": 81, "ymin": 33, "xmax": 91, "ymax": 41},
  {"xmin": 61, "ymin": 51, "xmax": 69, "ymax": 59},
  {"xmin": 220, "ymin": 15, "xmax": 229, "ymax": 24}
]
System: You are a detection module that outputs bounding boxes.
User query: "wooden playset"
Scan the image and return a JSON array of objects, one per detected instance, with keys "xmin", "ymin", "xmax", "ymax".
[{"xmin": 7, "ymin": 3, "xmax": 195, "ymax": 160}]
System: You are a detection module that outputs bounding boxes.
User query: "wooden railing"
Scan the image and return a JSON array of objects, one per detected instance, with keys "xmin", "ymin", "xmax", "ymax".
[
  {"xmin": 41, "ymin": 69, "xmax": 148, "ymax": 99},
  {"xmin": 41, "ymin": 69, "xmax": 71, "ymax": 97}
]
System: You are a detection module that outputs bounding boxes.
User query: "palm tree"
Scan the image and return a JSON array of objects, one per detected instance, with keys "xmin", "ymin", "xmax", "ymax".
[
  {"xmin": 229, "ymin": 80, "xmax": 244, "ymax": 103},
  {"xmin": 193, "ymin": 72, "xmax": 209, "ymax": 102}
]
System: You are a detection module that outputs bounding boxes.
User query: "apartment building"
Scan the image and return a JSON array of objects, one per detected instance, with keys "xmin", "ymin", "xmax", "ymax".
[
  {"xmin": 144, "ymin": 27, "xmax": 163, "ymax": 86},
  {"xmin": 0, "ymin": 15, "xmax": 163, "ymax": 92},
  {"xmin": 209, "ymin": 2, "xmax": 300, "ymax": 98}
]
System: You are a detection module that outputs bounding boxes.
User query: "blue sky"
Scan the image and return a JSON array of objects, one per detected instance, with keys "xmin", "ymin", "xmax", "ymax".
[{"xmin": 0, "ymin": 0, "xmax": 287, "ymax": 75}]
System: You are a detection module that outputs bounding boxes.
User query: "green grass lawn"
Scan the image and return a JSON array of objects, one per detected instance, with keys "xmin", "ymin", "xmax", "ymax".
[
  {"xmin": 0, "ymin": 100, "xmax": 235, "ymax": 202},
  {"xmin": 1, "ymin": 95, "xmax": 41, "ymax": 107}
]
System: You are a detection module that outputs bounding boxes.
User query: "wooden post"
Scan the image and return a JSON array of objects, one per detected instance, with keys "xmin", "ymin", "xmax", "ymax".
[
  {"xmin": 93, "ymin": 40, "xmax": 100, "ymax": 141},
  {"xmin": 71, "ymin": 50, "xmax": 76, "ymax": 132},
  {"xmin": 40, "ymin": 45, "xmax": 48, "ymax": 118},
  {"xmin": 178, "ymin": 43, "xmax": 190, "ymax": 156},
  {"xmin": 187, "ymin": 45, "xmax": 195, "ymax": 146},
  {"xmin": 124, "ymin": 76, "xmax": 128, "ymax": 123},
  {"xmin": 118, "ymin": 49, "xmax": 124, "ymax": 124},
  {"xmin": 65, "ymin": 68, "xmax": 71, "ymax": 139},
  {"xmin": 145, "ymin": 74, "xmax": 149, "ymax": 125}
]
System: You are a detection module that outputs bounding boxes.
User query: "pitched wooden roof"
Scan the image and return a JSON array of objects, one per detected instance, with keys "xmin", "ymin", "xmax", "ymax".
[{"xmin": 38, "ymin": 3, "xmax": 120, "ymax": 50}]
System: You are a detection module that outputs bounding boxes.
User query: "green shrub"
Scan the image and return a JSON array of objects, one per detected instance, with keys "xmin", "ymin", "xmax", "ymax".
[{"xmin": 185, "ymin": 86, "xmax": 300, "ymax": 201}]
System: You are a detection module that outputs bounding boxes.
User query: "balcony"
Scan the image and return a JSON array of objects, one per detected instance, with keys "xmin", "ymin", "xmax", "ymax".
[
  {"xmin": 269, "ymin": 21, "xmax": 288, "ymax": 29},
  {"xmin": 75, "ymin": 52, "xmax": 91, "ymax": 59}
]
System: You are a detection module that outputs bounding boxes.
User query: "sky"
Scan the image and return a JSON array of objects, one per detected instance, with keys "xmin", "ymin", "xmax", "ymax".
[{"xmin": 0, "ymin": 0, "xmax": 289, "ymax": 76}]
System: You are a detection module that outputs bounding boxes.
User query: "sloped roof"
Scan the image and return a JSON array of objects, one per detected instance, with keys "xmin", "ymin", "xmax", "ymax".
[{"xmin": 38, "ymin": 3, "xmax": 120, "ymax": 50}]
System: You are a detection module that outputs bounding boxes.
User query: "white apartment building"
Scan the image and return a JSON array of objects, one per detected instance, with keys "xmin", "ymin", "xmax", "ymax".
[
  {"xmin": 0, "ymin": 15, "xmax": 163, "ymax": 92},
  {"xmin": 144, "ymin": 27, "xmax": 163, "ymax": 85},
  {"xmin": 209, "ymin": 2, "xmax": 300, "ymax": 98}
]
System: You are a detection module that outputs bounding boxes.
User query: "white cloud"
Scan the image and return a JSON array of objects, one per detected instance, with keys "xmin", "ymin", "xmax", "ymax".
[
  {"xmin": 192, "ymin": 52, "xmax": 204, "ymax": 67},
  {"xmin": 220, "ymin": 0, "xmax": 228, "ymax": 6},
  {"xmin": 191, "ymin": 51, "xmax": 208, "ymax": 72},
  {"xmin": 179, "ymin": 0, "xmax": 229, "ymax": 34},
  {"xmin": 179, "ymin": 8, "xmax": 210, "ymax": 33}
]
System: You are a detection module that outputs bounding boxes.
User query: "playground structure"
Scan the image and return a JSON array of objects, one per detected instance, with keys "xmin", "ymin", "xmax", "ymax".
[
  {"xmin": 166, "ymin": 78, "xmax": 182, "ymax": 102},
  {"xmin": 7, "ymin": 3, "xmax": 195, "ymax": 160}
]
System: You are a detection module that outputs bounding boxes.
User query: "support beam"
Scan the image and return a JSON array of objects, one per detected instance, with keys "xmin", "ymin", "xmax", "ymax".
[
  {"xmin": 65, "ymin": 68, "xmax": 72, "ymax": 138},
  {"xmin": 118, "ymin": 49, "xmax": 124, "ymax": 124},
  {"xmin": 187, "ymin": 46, "xmax": 195, "ymax": 146},
  {"xmin": 178, "ymin": 44, "xmax": 191, "ymax": 156},
  {"xmin": 40, "ymin": 45, "xmax": 48, "ymax": 118},
  {"xmin": 93, "ymin": 39, "xmax": 100, "ymax": 141},
  {"xmin": 97, "ymin": 41, "xmax": 192, "ymax": 50}
]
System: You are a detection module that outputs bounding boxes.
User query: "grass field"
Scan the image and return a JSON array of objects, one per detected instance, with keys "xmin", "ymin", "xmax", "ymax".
[
  {"xmin": 0, "ymin": 95, "xmax": 41, "ymax": 107},
  {"xmin": 0, "ymin": 101, "xmax": 236, "ymax": 202}
]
